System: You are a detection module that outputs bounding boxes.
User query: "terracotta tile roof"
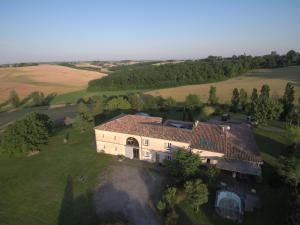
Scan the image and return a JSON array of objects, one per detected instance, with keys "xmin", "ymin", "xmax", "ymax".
[
  {"xmin": 191, "ymin": 122, "xmax": 262, "ymax": 163},
  {"xmin": 95, "ymin": 114, "xmax": 192, "ymax": 143},
  {"xmin": 95, "ymin": 114, "xmax": 262, "ymax": 163}
]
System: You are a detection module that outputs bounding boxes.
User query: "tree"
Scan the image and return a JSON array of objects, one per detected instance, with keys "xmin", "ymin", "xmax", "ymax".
[
  {"xmin": 278, "ymin": 157, "xmax": 300, "ymax": 194},
  {"xmin": 249, "ymin": 88, "xmax": 258, "ymax": 115},
  {"xmin": 0, "ymin": 112, "xmax": 52, "ymax": 154},
  {"xmin": 106, "ymin": 97, "xmax": 131, "ymax": 111},
  {"xmin": 267, "ymin": 98, "xmax": 283, "ymax": 121},
  {"xmin": 184, "ymin": 179, "xmax": 209, "ymax": 211},
  {"xmin": 165, "ymin": 97, "xmax": 177, "ymax": 110},
  {"xmin": 9, "ymin": 90, "xmax": 20, "ymax": 108},
  {"xmin": 239, "ymin": 88, "xmax": 248, "ymax": 111},
  {"xmin": 254, "ymin": 97, "xmax": 283, "ymax": 124},
  {"xmin": 144, "ymin": 97, "xmax": 157, "ymax": 110},
  {"xmin": 128, "ymin": 93, "xmax": 144, "ymax": 111},
  {"xmin": 73, "ymin": 103, "xmax": 94, "ymax": 132},
  {"xmin": 282, "ymin": 82, "xmax": 295, "ymax": 120},
  {"xmin": 208, "ymin": 86, "xmax": 218, "ymax": 105},
  {"xmin": 287, "ymin": 126, "xmax": 300, "ymax": 144},
  {"xmin": 163, "ymin": 187, "xmax": 178, "ymax": 209},
  {"xmin": 185, "ymin": 94, "xmax": 202, "ymax": 110},
  {"xmin": 231, "ymin": 88, "xmax": 240, "ymax": 112},
  {"xmin": 156, "ymin": 200, "xmax": 166, "ymax": 212},
  {"xmin": 92, "ymin": 99, "xmax": 104, "ymax": 116},
  {"xmin": 260, "ymin": 84, "xmax": 270, "ymax": 99},
  {"xmin": 164, "ymin": 149, "xmax": 202, "ymax": 181}
]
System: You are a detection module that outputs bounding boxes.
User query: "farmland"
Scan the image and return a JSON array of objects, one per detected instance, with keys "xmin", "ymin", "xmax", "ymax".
[
  {"xmin": 146, "ymin": 66, "xmax": 300, "ymax": 102},
  {"xmin": 0, "ymin": 64, "xmax": 106, "ymax": 102}
]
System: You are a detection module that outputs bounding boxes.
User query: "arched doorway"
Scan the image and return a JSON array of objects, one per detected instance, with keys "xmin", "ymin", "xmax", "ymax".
[{"xmin": 126, "ymin": 137, "xmax": 139, "ymax": 159}]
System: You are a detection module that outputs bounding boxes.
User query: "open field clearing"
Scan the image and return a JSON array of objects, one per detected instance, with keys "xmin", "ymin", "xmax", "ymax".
[
  {"xmin": 0, "ymin": 127, "xmax": 112, "ymax": 225},
  {"xmin": 146, "ymin": 66, "xmax": 300, "ymax": 102},
  {"xmin": 0, "ymin": 64, "xmax": 106, "ymax": 102}
]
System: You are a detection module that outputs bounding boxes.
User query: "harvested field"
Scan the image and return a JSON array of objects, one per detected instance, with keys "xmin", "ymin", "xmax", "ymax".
[
  {"xmin": 146, "ymin": 67, "xmax": 300, "ymax": 102},
  {"xmin": 0, "ymin": 64, "xmax": 106, "ymax": 102}
]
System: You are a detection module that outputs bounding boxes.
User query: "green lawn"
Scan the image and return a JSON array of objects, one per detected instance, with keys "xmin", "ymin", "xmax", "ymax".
[
  {"xmin": 177, "ymin": 127, "xmax": 289, "ymax": 225},
  {"xmin": 0, "ymin": 127, "xmax": 111, "ymax": 225}
]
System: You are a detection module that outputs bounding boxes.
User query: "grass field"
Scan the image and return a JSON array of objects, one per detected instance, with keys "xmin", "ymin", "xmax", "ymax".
[
  {"xmin": 178, "ymin": 127, "xmax": 289, "ymax": 225},
  {"xmin": 146, "ymin": 66, "xmax": 300, "ymax": 102},
  {"xmin": 0, "ymin": 127, "xmax": 111, "ymax": 225},
  {"xmin": 0, "ymin": 64, "xmax": 106, "ymax": 102}
]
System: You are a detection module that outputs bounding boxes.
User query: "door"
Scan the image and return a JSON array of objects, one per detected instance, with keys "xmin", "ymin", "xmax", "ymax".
[{"xmin": 133, "ymin": 148, "xmax": 139, "ymax": 159}]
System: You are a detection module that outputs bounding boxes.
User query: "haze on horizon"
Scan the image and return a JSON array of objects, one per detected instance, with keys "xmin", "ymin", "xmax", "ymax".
[{"xmin": 0, "ymin": 0, "xmax": 300, "ymax": 64}]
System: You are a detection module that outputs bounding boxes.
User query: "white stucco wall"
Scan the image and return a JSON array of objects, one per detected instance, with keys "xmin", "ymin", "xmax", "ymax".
[
  {"xmin": 94, "ymin": 129, "xmax": 225, "ymax": 164},
  {"xmin": 94, "ymin": 129, "xmax": 189, "ymax": 163}
]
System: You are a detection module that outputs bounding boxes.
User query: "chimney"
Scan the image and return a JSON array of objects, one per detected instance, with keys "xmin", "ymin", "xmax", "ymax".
[{"xmin": 193, "ymin": 120, "xmax": 199, "ymax": 128}]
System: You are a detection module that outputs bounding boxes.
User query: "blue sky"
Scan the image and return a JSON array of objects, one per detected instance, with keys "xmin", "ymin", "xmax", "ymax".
[{"xmin": 0, "ymin": 0, "xmax": 300, "ymax": 63}]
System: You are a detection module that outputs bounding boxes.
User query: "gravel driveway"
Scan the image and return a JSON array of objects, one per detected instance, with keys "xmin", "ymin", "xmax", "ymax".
[{"xmin": 93, "ymin": 159, "xmax": 167, "ymax": 225}]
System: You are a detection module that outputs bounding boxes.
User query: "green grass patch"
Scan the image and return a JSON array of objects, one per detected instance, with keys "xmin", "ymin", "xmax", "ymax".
[
  {"xmin": 0, "ymin": 127, "xmax": 112, "ymax": 225},
  {"xmin": 50, "ymin": 89, "xmax": 150, "ymax": 105}
]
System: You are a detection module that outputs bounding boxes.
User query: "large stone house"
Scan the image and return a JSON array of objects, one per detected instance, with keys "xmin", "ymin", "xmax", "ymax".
[{"xmin": 94, "ymin": 114, "xmax": 263, "ymax": 176}]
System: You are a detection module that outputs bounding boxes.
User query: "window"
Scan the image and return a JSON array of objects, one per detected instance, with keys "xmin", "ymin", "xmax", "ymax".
[
  {"xmin": 103, "ymin": 145, "xmax": 106, "ymax": 149},
  {"xmin": 144, "ymin": 151, "xmax": 150, "ymax": 157},
  {"xmin": 114, "ymin": 136, "xmax": 116, "ymax": 140},
  {"xmin": 102, "ymin": 134, "xmax": 104, "ymax": 138},
  {"xmin": 143, "ymin": 139, "xmax": 149, "ymax": 146},
  {"xmin": 166, "ymin": 155, "xmax": 172, "ymax": 160},
  {"xmin": 165, "ymin": 142, "xmax": 172, "ymax": 149},
  {"xmin": 206, "ymin": 158, "xmax": 211, "ymax": 164},
  {"xmin": 115, "ymin": 147, "xmax": 117, "ymax": 151}
]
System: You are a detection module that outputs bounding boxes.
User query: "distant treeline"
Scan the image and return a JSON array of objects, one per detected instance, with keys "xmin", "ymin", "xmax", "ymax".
[
  {"xmin": 58, "ymin": 62, "xmax": 102, "ymax": 72},
  {"xmin": 88, "ymin": 50, "xmax": 300, "ymax": 91},
  {"xmin": 0, "ymin": 63, "xmax": 39, "ymax": 68}
]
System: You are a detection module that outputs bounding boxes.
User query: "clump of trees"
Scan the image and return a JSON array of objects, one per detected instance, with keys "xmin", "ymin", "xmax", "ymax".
[
  {"xmin": 88, "ymin": 50, "xmax": 300, "ymax": 91},
  {"xmin": 0, "ymin": 112, "xmax": 52, "ymax": 155},
  {"xmin": 158, "ymin": 149, "xmax": 211, "ymax": 225},
  {"xmin": 73, "ymin": 102, "xmax": 94, "ymax": 132}
]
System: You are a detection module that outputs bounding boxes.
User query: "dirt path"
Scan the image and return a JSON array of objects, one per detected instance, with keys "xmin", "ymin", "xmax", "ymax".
[{"xmin": 93, "ymin": 159, "xmax": 166, "ymax": 225}]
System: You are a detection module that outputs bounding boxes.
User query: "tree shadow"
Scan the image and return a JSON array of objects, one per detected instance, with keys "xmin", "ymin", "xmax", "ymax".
[{"xmin": 57, "ymin": 175, "xmax": 98, "ymax": 225}]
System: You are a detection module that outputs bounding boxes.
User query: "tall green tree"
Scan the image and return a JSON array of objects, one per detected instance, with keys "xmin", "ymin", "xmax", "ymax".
[
  {"xmin": 250, "ymin": 88, "xmax": 258, "ymax": 115},
  {"xmin": 92, "ymin": 99, "xmax": 104, "ymax": 116},
  {"xmin": 208, "ymin": 86, "xmax": 218, "ymax": 105},
  {"xmin": 9, "ymin": 90, "xmax": 20, "ymax": 108},
  {"xmin": 239, "ymin": 88, "xmax": 248, "ymax": 111},
  {"xmin": 74, "ymin": 103, "xmax": 94, "ymax": 132},
  {"xmin": 185, "ymin": 94, "xmax": 202, "ymax": 110},
  {"xmin": 165, "ymin": 97, "xmax": 177, "ymax": 110},
  {"xmin": 278, "ymin": 157, "xmax": 300, "ymax": 194},
  {"xmin": 281, "ymin": 82, "xmax": 295, "ymax": 120},
  {"xmin": 231, "ymin": 88, "xmax": 240, "ymax": 112},
  {"xmin": 128, "ymin": 93, "xmax": 144, "ymax": 111},
  {"xmin": 164, "ymin": 149, "xmax": 202, "ymax": 181},
  {"xmin": 184, "ymin": 179, "xmax": 209, "ymax": 211},
  {"xmin": 260, "ymin": 84, "xmax": 270, "ymax": 99}
]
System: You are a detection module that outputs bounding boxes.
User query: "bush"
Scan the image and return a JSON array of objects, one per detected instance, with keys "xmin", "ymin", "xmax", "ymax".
[{"xmin": 0, "ymin": 112, "xmax": 52, "ymax": 155}]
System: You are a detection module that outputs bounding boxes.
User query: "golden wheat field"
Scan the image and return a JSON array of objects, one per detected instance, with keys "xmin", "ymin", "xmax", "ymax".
[
  {"xmin": 146, "ymin": 66, "xmax": 300, "ymax": 103},
  {"xmin": 0, "ymin": 64, "xmax": 106, "ymax": 102}
]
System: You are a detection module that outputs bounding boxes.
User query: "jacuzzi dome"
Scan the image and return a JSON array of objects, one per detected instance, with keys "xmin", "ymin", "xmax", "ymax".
[{"xmin": 215, "ymin": 191, "xmax": 243, "ymax": 222}]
